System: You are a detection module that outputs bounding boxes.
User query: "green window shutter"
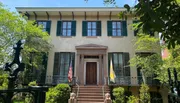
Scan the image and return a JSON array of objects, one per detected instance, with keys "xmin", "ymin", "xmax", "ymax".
[
  {"xmin": 108, "ymin": 53, "xmax": 112, "ymax": 77},
  {"xmin": 53, "ymin": 52, "xmax": 60, "ymax": 75},
  {"xmin": 123, "ymin": 52, "xmax": 130, "ymax": 76},
  {"xmin": 71, "ymin": 21, "xmax": 76, "ymax": 36},
  {"xmin": 122, "ymin": 21, "xmax": 127, "ymax": 36},
  {"xmin": 82, "ymin": 21, "xmax": 87, "ymax": 36},
  {"xmin": 96, "ymin": 21, "xmax": 101, "ymax": 36},
  {"xmin": 56, "ymin": 21, "xmax": 62, "ymax": 36},
  {"xmin": 133, "ymin": 20, "xmax": 139, "ymax": 36},
  {"xmin": 71, "ymin": 53, "xmax": 75, "ymax": 76},
  {"xmin": 46, "ymin": 21, "xmax": 51, "ymax": 35},
  {"xmin": 107, "ymin": 21, "xmax": 112, "ymax": 36}
]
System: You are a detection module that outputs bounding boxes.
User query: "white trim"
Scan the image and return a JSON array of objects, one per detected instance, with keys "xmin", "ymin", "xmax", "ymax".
[{"xmin": 84, "ymin": 59, "xmax": 99, "ymax": 85}]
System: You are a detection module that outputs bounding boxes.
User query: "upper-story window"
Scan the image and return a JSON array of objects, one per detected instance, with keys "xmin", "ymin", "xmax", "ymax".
[
  {"xmin": 82, "ymin": 21, "xmax": 101, "ymax": 36},
  {"xmin": 56, "ymin": 21, "xmax": 76, "ymax": 36},
  {"xmin": 87, "ymin": 22, "xmax": 97, "ymax": 36},
  {"xmin": 37, "ymin": 21, "xmax": 51, "ymax": 34},
  {"xmin": 107, "ymin": 21, "xmax": 127, "ymax": 36},
  {"xmin": 62, "ymin": 21, "xmax": 72, "ymax": 36},
  {"xmin": 112, "ymin": 21, "xmax": 122, "ymax": 36}
]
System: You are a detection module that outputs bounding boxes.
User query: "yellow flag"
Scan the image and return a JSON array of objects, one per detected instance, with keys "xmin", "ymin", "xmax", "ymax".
[{"xmin": 110, "ymin": 58, "xmax": 116, "ymax": 83}]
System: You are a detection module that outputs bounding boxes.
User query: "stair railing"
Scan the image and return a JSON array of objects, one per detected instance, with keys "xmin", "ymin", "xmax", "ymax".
[
  {"xmin": 76, "ymin": 77, "xmax": 80, "ymax": 98},
  {"xmin": 102, "ymin": 77, "xmax": 106, "ymax": 99}
]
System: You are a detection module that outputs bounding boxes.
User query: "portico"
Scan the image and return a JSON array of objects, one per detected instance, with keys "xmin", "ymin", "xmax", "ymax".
[{"xmin": 75, "ymin": 44, "xmax": 108, "ymax": 85}]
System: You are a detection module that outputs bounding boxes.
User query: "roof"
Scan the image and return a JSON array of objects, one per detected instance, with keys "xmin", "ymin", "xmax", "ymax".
[{"xmin": 16, "ymin": 7, "xmax": 128, "ymax": 16}]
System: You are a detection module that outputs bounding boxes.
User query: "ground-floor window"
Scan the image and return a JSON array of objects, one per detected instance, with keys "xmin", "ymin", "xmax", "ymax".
[
  {"xmin": 108, "ymin": 52, "xmax": 130, "ymax": 84},
  {"xmin": 53, "ymin": 52, "xmax": 75, "ymax": 84},
  {"xmin": 150, "ymin": 92, "xmax": 163, "ymax": 103}
]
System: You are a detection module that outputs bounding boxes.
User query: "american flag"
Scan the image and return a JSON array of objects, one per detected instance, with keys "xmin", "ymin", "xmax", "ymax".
[{"xmin": 68, "ymin": 61, "xmax": 73, "ymax": 82}]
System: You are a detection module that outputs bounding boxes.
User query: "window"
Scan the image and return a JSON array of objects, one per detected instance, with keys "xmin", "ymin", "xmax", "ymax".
[
  {"xmin": 109, "ymin": 52, "xmax": 130, "ymax": 77},
  {"xmin": 53, "ymin": 52, "xmax": 75, "ymax": 84},
  {"xmin": 82, "ymin": 21, "xmax": 101, "ymax": 36},
  {"xmin": 107, "ymin": 21, "xmax": 127, "ymax": 36},
  {"xmin": 136, "ymin": 52, "xmax": 160, "ymax": 85},
  {"xmin": 108, "ymin": 52, "xmax": 130, "ymax": 84},
  {"xmin": 62, "ymin": 22, "xmax": 72, "ymax": 36},
  {"xmin": 112, "ymin": 21, "xmax": 121, "ymax": 36},
  {"xmin": 87, "ymin": 22, "xmax": 97, "ymax": 36},
  {"xmin": 56, "ymin": 21, "xmax": 76, "ymax": 36},
  {"xmin": 37, "ymin": 21, "xmax": 51, "ymax": 34}
]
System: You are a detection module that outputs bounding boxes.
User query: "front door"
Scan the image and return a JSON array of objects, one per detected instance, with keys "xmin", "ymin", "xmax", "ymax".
[{"xmin": 86, "ymin": 62, "xmax": 97, "ymax": 85}]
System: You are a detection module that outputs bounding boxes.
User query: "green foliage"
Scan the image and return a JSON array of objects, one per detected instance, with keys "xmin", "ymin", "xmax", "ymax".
[
  {"xmin": 102, "ymin": 0, "xmax": 180, "ymax": 48},
  {"xmin": 139, "ymin": 84, "xmax": 150, "ymax": 103},
  {"xmin": 135, "ymin": 34, "xmax": 160, "ymax": 52},
  {"xmin": 0, "ymin": 71, "xmax": 8, "ymax": 90},
  {"xmin": 112, "ymin": 87, "xmax": 125, "ymax": 103},
  {"xmin": 28, "ymin": 81, "xmax": 37, "ymax": 86},
  {"xmin": 135, "ymin": 0, "xmax": 180, "ymax": 49},
  {"xmin": 46, "ymin": 84, "xmax": 71, "ymax": 103},
  {"xmin": 127, "ymin": 95, "xmax": 139, "ymax": 103},
  {"xmin": 0, "ymin": 2, "xmax": 52, "ymax": 66}
]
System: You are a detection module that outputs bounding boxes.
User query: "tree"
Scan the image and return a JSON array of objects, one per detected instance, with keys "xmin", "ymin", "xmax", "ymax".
[
  {"xmin": 0, "ymin": 2, "xmax": 52, "ymax": 87},
  {"xmin": 139, "ymin": 84, "xmax": 150, "ymax": 103},
  {"xmin": 0, "ymin": 2, "xmax": 52, "ymax": 66},
  {"xmin": 86, "ymin": 0, "xmax": 180, "ymax": 48}
]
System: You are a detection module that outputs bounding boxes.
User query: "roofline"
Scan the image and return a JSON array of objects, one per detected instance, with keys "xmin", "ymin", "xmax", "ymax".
[{"xmin": 16, "ymin": 7, "xmax": 127, "ymax": 12}]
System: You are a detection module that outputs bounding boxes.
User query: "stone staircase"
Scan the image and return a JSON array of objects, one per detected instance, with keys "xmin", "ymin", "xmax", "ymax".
[{"xmin": 72, "ymin": 85, "xmax": 110, "ymax": 103}]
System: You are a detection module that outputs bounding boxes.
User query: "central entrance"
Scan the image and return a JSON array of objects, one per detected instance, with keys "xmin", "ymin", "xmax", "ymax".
[{"xmin": 86, "ymin": 62, "xmax": 97, "ymax": 85}]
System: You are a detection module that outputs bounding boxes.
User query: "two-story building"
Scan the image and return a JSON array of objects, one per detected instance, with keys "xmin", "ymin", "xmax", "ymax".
[{"xmin": 16, "ymin": 7, "xmax": 168, "ymax": 103}]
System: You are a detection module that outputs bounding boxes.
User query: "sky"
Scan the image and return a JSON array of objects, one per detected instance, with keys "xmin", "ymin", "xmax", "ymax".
[{"xmin": 0, "ymin": 0, "xmax": 135, "ymax": 11}]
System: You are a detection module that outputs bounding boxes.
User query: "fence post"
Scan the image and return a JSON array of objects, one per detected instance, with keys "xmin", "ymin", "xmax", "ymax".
[
  {"xmin": 104, "ymin": 93, "xmax": 112, "ymax": 103},
  {"xmin": 68, "ymin": 93, "xmax": 77, "ymax": 103}
]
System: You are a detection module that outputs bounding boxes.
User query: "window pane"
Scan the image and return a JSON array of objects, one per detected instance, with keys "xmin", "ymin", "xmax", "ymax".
[
  {"xmin": 42, "ymin": 28, "xmax": 46, "ymax": 32},
  {"xmin": 117, "ymin": 22, "xmax": 121, "ymax": 28},
  {"xmin": 92, "ymin": 22, "xmax": 96, "ymax": 28},
  {"xmin": 92, "ymin": 30, "xmax": 96, "ymax": 36},
  {"xmin": 112, "ymin": 22, "xmax": 116, "ymax": 28},
  {"xmin": 67, "ymin": 22, "xmax": 71, "ymax": 28},
  {"xmin": 63, "ymin": 22, "xmax": 67, "ymax": 29},
  {"xmin": 113, "ymin": 53, "xmax": 120, "ymax": 77},
  {"xmin": 118, "ymin": 54, "xmax": 123, "ymax": 67},
  {"xmin": 67, "ymin": 30, "xmax": 71, "ymax": 36},
  {"xmin": 112, "ymin": 30, "xmax": 117, "ymax": 36},
  {"xmin": 87, "ymin": 30, "xmax": 91, "ymax": 36},
  {"xmin": 88, "ymin": 22, "xmax": 91, "ymax": 29},
  {"xmin": 62, "ymin": 29, "xmax": 66, "ymax": 36},
  {"xmin": 42, "ymin": 22, "xmax": 47, "ymax": 28},
  {"xmin": 117, "ymin": 30, "xmax": 121, "ymax": 36}
]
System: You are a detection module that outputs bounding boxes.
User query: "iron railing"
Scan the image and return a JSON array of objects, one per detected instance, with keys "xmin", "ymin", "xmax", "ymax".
[
  {"xmin": 108, "ymin": 76, "xmax": 131, "ymax": 86},
  {"xmin": 108, "ymin": 76, "xmax": 160, "ymax": 86},
  {"xmin": 137, "ymin": 76, "xmax": 160, "ymax": 86},
  {"xmin": 22, "ymin": 75, "xmax": 73, "ymax": 86}
]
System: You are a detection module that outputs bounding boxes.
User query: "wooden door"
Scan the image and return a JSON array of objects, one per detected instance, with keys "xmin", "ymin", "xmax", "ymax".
[{"xmin": 86, "ymin": 62, "xmax": 97, "ymax": 85}]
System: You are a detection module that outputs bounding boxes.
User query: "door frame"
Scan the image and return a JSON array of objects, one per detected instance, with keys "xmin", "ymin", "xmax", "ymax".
[{"xmin": 84, "ymin": 59, "xmax": 99, "ymax": 85}]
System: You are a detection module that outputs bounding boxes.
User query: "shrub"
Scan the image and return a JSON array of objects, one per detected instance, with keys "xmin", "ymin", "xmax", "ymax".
[
  {"xmin": 127, "ymin": 95, "xmax": 139, "ymax": 103},
  {"xmin": 28, "ymin": 81, "xmax": 37, "ymax": 86},
  {"xmin": 112, "ymin": 87, "xmax": 125, "ymax": 103},
  {"xmin": 139, "ymin": 84, "xmax": 150, "ymax": 103},
  {"xmin": 46, "ymin": 84, "xmax": 71, "ymax": 103}
]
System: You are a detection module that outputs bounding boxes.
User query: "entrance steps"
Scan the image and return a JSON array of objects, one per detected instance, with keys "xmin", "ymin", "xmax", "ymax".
[{"xmin": 72, "ymin": 85, "xmax": 110, "ymax": 103}]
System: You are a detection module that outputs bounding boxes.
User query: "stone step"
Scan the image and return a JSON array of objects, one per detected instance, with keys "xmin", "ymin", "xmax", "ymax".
[
  {"xmin": 78, "ymin": 102, "xmax": 103, "ymax": 103},
  {"xmin": 78, "ymin": 98, "xmax": 104, "ymax": 102},
  {"xmin": 78, "ymin": 96, "xmax": 103, "ymax": 99},
  {"xmin": 78, "ymin": 93, "xmax": 103, "ymax": 96}
]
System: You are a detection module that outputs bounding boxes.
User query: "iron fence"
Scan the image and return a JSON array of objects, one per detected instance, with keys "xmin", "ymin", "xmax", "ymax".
[{"xmin": 108, "ymin": 76, "xmax": 160, "ymax": 86}]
